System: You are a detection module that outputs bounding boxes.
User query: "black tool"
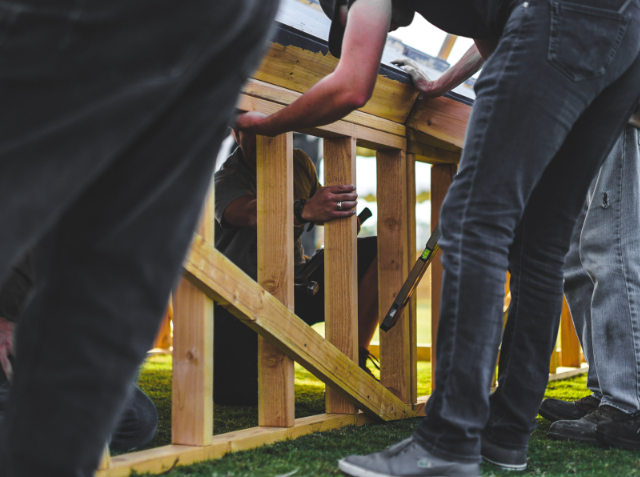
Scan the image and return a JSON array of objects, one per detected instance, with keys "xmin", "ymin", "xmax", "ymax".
[
  {"xmin": 294, "ymin": 207, "xmax": 372, "ymax": 296},
  {"xmin": 380, "ymin": 224, "xmax": 442, "ymax": 332}
]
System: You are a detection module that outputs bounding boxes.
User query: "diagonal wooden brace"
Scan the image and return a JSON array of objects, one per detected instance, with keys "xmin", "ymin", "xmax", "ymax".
[{"xmin": 183, "ymin": 236, "xmax": 416, "ymax": 421}]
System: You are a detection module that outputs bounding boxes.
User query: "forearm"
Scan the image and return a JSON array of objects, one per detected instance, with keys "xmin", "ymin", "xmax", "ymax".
[
  {"xmin": 425, "ymin": 45, "xmax": 484, "ymax": 97},
  {"xmin": 250, "ymin": 71, "xmax": 368, "ymax": 137}
]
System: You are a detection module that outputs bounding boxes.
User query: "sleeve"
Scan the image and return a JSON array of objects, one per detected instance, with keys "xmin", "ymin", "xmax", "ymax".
[{"xmin": 214, "ymin": 165, "xmax": 256, "ymax": 230}]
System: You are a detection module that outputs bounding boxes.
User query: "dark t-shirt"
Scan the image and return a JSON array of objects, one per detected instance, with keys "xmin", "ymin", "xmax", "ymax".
[
  {"xmin": 214, "ymin": 147, "xmax": 321, "ymax": 281},
  {"xmin": 400, "ymin": 0, "xmax": 513, "ymax": 38}
]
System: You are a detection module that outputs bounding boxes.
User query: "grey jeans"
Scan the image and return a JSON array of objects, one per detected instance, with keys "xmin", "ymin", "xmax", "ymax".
[
  {"xmin": 564, "ymin": 124, "xmax": 640, "ymax": 413},
  {"xmin": 0, "ymin": 1, "xmax": 277, "ymax": 476}
]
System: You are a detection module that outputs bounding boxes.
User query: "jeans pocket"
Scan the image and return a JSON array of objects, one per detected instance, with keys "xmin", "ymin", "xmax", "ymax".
[{"xmin": 548, "ymin": 0, "xmax": 630, "ymax": 82}]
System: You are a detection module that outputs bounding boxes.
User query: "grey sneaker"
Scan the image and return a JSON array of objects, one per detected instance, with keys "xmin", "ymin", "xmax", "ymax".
[
  {"xmin": 481, "ymin": 436, "xmax": 527, "ymax": 471},
  {"xmin": 338, "ymin": 437, "xmax": 480, "ymax": 477}
]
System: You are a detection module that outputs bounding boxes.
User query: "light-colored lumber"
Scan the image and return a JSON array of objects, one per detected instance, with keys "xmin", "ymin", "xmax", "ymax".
[
  {"xmin": 238, "ymin": 95, "xmax": 406, "ymax": 151},
  {"xmin": 184, "ymin": 238, "xmax": 416, "ymax": 421},
  {"xmin": 323, "ymin": 137, "xmax": 359, "ymax": 414},
  {"xmin": 406, "ymin": 96, "xmax": 471, "ymax": 149},
  {"xmin": 549, "ymin": 348, "xmax": 560, "ymax": 375},
  {"xmin": 406, "ymin": 154, "xmax": 418, "ymax": 406},
  {"xmin": 98, "ymin": 446, "xmax": 111, "ymax": 471},
  {"xmin": 243, "ymin": 79, "xmax": 406, "ymax": 138},
  {"xmin": 377, "ymin": 149, "xmax": 411, "ymax": 403},
  {"xmin": 95, "ymin": 413, "xmax": 374, "ymax": 477},
  {"xmin": 548, "ymin": 365, "xmax": 588, "ymax": 382},
  {"xmin": 413, "ymin": 395, "xmax": 430, "ymax": 417},
  {"xmin": 171, "ymin": 182, "xmax": 215, "ymax": 446},
  {"xmin": 429, "ymin": 164, "xmax": 456, "ymax": 389},
  {"xmin": 153, "ymin": 299, "xmax": 173, "ymax": 351},
  {"xmin": 253, "ymin": 42, "xmax": 418, "ymax": 124},
  {"xmin": 560, "ymin": 296, "xmax": 581, "ymax": 368},
  {"xmin": 437, "ymin": 34, "xmax": 458, "ymax": 61},
  {"xmin": 172, "ymin": 278, "xmax": 214, "ymax": 446},
  {"xmin": 369, "ymin": 344, "xmax": 431, "ymax": 362},
  {"xmin": 257, "ymin": 133, "xmax": 295, "ymax": 427}
]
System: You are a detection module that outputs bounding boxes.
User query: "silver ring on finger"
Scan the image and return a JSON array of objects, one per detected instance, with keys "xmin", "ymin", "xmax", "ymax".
[{"xmin": 337, "ymin": 201, "xmax": 342, "ymax": 210}]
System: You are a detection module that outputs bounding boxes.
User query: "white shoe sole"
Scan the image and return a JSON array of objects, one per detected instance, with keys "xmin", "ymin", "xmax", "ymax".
[
  {"xmin": 338, "ymin": 458, "xmax": 481, "ymax": 477},
  {"xmin": 481, "ymin": 455, "xmax": 527, "ymax": 471}
]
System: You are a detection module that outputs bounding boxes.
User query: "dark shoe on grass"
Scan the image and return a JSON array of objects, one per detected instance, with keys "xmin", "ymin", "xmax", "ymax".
[
  {"xmin": 339, "ymin": 437, "xmax": 480, "ymax": 477},
  {"xmin": 595, "ymin": 410, "xmax": 640, "ymax": 450},
  {"xmin": 548, "ymin": 405, "xmax": 623, "ymax": 443},
  {"xmin": 539, "ymin": 395, "xmax": 601, "ymax": 422},
  {"xmin": 481, "ymin": 436, "xmax": 527, "ymax": 471}
]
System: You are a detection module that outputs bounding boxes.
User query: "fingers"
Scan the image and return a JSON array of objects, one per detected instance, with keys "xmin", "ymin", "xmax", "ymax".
[
  {"xmin": 324, "ymin": 184, "xmax": 356, "ymax": 193},
  {"xmin": 336, "ymin": 200, "xmax": 358, "ymax": 210},
  {"xmin": 391, "ymin": 57, "xmax": 419, "ymax": 69}
]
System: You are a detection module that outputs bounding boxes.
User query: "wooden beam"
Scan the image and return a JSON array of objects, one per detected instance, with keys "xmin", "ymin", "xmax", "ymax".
[
  {"xmin": 98, "ymin": 446, "xmax": 111, "ymax": 471},
  {"xmin": 406, "ymin": 96, "xmax": 471, "ymax": 149},
  {"xmin": 238, "ymin": 95, "xmax": 406, "ymax": 151},
  {"xmin": 406, "ymin": 154, "xmax": 418, "ymax": 405},
  {"xmin": 96, "ymin": 413, "xmax": 374, "ymax": 477},
  {"xmin": 172, "ymin": 182, "xmax": 215, "ymax": 447},
  {"xmin": 377, "ymin": 149, "xmax": 411, "ymax": 403},
  {"xmin": 253, "ymin": 42, "xmax": 419, "ymax": 124},
  {"xmin": 429, "ymin": 164, "xmax": 456, "ymax": 389},
  {"xmin": 153, "ymin": 299, "xmax": 173, "ymax": 351},
  {"xmin": 323, "ymin": 137, "xmax": 359, "ymax": 414},
  {"xmin": 437, "ymin": 34, "xmax": 458, "ymax": 61},
  {"xmin": 560, "ymin": 296, "xmax": 581, "ymax": 368},
  {"xmin": 184, "ymin": 238, "xmax": 416, "ymax": 421},
  {"xmin": 257, "ymin": 134, "xmax": 296, "ymax": 427},
  {"xmin": 369, "ymin": 343, "xmax": 431, "ymax": 362},
  {"xmin": 243, "ymin": 79, "xmax": 406, "ymax": 138}
]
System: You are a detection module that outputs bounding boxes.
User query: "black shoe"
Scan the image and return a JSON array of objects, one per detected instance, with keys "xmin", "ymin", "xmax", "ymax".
[
  {"xmin": 595, "ymin": 410, "xmax": 640, "ymax": 450},
  {"xmin": 109, "ymin": 384, "xmax": 158, "ymax": 452},
  {"xmin": 539, "ymin": 395, "xmax": 601, "ymax": 422},
  {"xmin": 548, "ymin": 405, "xmax": 623, "ymax": 443},
  {"xmin": 358, "ymin": 347, "xmax": 380, "ymax": 381},
  {"xmin": 481, "ymin": 436, "xmax": 527, "ymax": 471}
]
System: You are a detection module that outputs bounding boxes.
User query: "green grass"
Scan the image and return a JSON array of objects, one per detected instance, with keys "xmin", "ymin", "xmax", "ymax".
[{"xmin": 132, "ymin": 355, "xmax": 640, "ymax": 476}]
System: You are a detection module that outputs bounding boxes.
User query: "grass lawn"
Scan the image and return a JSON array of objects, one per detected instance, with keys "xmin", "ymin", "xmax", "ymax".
[{"xmin": 132, "ymin": 353, "xmax": 640, "ymax": 476}]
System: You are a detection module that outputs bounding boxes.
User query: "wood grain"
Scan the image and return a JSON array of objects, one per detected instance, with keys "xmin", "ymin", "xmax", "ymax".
[
  {"xmin": 183, "ymin": 238, "xmax": 416, "ymax": 421},
  {"xmin": 406, "ymin": 154, "xmax": 418, "ymax": 406},
  {"xmin": 406, "ymin": 96, "xmax": 471, "ymax": 149},
  {"xmin": 323, "ymin": 137, "xmax": 358, "ymax": 414},
  {"xmin": 560, "ymin": 296, "xmax": 581, "ymax": 368},
  {"xmin": 257, "ymin": 134, "xmax": 295, "ymax": 427},
  {"xmin": 429, "ymin": 164, "xmax": 456, "ymax": 390},
  {"xmin": 377, "ymin": 149, "xmax": 411, "ymax": 403}
]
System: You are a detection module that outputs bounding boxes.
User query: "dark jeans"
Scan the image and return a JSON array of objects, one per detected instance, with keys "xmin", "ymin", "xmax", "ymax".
[
  {"xmin": 214, "ymin": 236, "xmax": 378, "ymax": 405},
  {"xmin": 0, "ymin": 1, "xmax": 277, "ymax": 476},
  {"xmin": 415, "ymin": 0, "xmax": 640, "ymax": 463}
]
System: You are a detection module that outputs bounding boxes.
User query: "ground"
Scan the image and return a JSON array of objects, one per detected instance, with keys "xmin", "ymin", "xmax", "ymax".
[{"xmin": 129, "ymin": 354, "xmax": 640, "ymax": 477}]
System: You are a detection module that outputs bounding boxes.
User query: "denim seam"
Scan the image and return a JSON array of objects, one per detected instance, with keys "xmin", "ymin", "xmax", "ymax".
[
  {"xmin": 424, "ymin": 2, "xmax": 531, "ymax": 457},
  {"xmin": 617, "ymin": 128, "xmax": 640, "ymax": 411}
]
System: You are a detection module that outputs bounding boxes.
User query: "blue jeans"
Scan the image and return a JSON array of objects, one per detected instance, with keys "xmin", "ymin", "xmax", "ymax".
[
  {"xmin": 415, "ymin": 0, "xmax": 640, "ymax": 464},
  {"xmin": 564, "ymin": 125, "xmax": 640, "ymax": 414},
  {"xmin": 0, "ymin": 1, "xmax": 277, "ymax": 476}
]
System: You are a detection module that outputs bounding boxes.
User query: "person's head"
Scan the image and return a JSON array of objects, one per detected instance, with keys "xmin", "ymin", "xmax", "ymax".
[
  {"xmin": 231, "ymin": 128, "xmax": 257, "ymax": 165},
  {"xmin": 320, "ymin": 0, "xmax": 414, "ymax": 57}
]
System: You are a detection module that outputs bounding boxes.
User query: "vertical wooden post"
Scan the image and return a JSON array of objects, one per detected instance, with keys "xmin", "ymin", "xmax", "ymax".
[
  {"xmin": 98, "ymin": 446, "xmax": 111, "ymax": 471},
  {"xmin": 560, "ymin": 296, "xmax": 581, "ymax": 368},
  {"xmin": 153, "ymin": 299, "xmax": 173, "ymax": 351},
  {"xmin": 438, "ymin": 34, "xmax": 458, "ymax": 61},
  {"xmin": 324, "ymin": 137, "xmax": 358, "ymax": 414},
  {"xmin": 257, "ymin": 133, "xmax": 295, "ymax": 427},
  {"xmin": 406, "ymin": 154, "xmax": 418, "ymax": 406},
  {"xmin": 430, "ymin": 164, "xmax": 456, "ymax": 390},
  {"xmin": 172, "ymin": 183, "xmax": 214, "ymax": 446},
  {"xmin": 377, "ymin": 149, "xmax": 410, "ymax": 403}
]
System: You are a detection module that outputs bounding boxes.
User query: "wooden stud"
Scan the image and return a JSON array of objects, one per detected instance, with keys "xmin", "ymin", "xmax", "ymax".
[
  {"xmin": 238, "ymin": 95, "xmax": 406, "ymax": 152},
  {"xmin": 323, "ymin": 137, "xmax": 358, "ymax": 415},
  {"xmin": 257, "ymin": 133, "xmax": 296, "ymax": 428},
  {"xmin": 153, "ymin": 298, "xmax": 173, "ymax": 351},
  {"xmin": 437, "ymin": 34, "xmax": 458, "ymax": 61},
  {"xmin": 171, "ymin": 182, "xmax": 214, "ymax": 446},
  {"xmin": 377, "ymin": 149, "xmax": 411, "ymax": 403},
  {"xmin": 406, "ymin": 154, "xmax": 418, "ymax": 406},
  {"xmin": 560, "ymin": 296, "xmax": 581, "ymax": 368},
  {"xmin": 429, "ymin": 164, "xmax": 456, "ymax": 390},
  {"xmin": 406, "ymin": 96, "xmax": 471, "ymax": 149},
  {"xmin": 184, "ymin": 239, "xmax": 416, "ymax": 421},
  {"xmin": 96, "ymin": 414, "xmax": 375, "ymax": 477}
]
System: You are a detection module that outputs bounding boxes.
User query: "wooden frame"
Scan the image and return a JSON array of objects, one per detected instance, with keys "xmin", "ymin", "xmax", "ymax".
[{"xmin": 96, "ymin": 11, "xmax": 581, "ymax": 475}]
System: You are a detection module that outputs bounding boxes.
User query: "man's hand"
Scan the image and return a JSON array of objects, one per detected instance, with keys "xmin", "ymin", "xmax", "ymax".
[
  {"xmin": 235, "ymin": 112, "xmax": 275, "ymax": 136},
  {"xmin": 302, "ymin": 185, "xmax": 358, "ymax": 223},
  {"xmin": 391, "ymin": 58, "xmax": 442, "ymax": 98}
]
